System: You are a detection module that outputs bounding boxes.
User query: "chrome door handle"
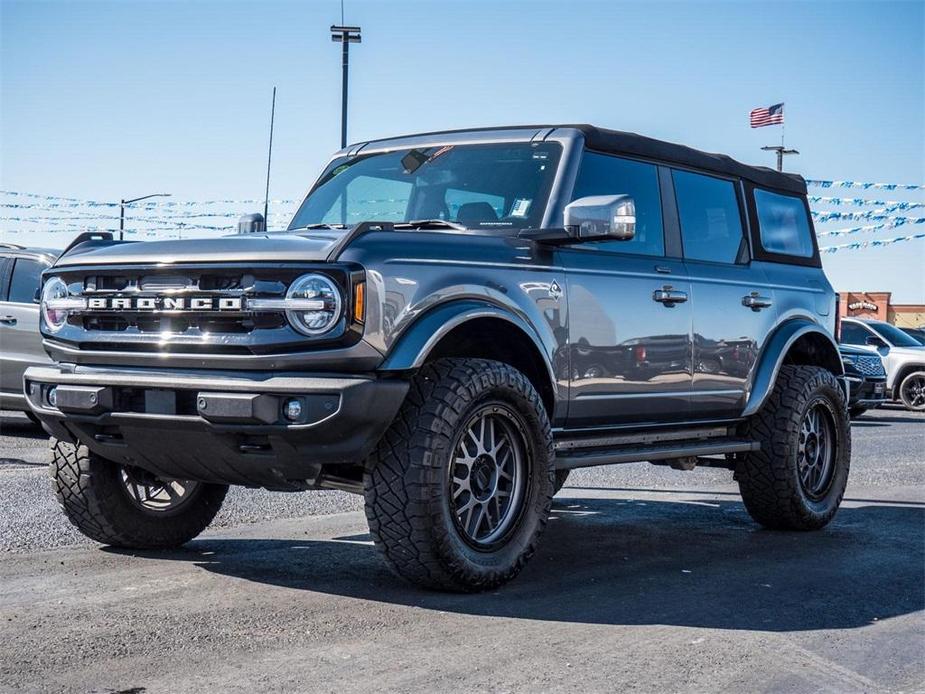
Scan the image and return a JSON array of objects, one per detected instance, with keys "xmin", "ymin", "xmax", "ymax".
[
  {"xmin": 742, "ymin": 293, "xmax": 773, "ymax": 311},
  {"xmin": 653, "ymin": 287, "xmax": 688, "ymax": 305},
  {"xmin": 0, "ymin": 315, "xmax": 16, "ymax": 325}
]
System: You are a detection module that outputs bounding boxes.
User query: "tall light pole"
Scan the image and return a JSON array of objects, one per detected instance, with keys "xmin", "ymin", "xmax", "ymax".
[
  {"xmin": 330, "ymin": 24, "xmax": 361, "ymax": 149},
  {"xmin": 120, "ymin": 193, "xmax": 171, "ymax": 241},
  {"xmin": 761, "ymin": 145, "xmax": 799, "ymax": 172}
]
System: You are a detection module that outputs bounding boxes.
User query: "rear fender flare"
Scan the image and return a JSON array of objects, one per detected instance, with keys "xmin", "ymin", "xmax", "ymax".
[{"xmin": 743, "ymin": 320, "xmax": 843, "ymax": 417}]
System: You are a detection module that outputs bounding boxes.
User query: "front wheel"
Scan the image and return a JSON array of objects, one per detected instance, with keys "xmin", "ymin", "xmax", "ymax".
[
  {"xmin": 364, "ymin": 358, "xmax": 555, "ymax": 591},
  {"xmin": 737, "ymin": 365, "xmax": 850, "ymax": 531},
  {"xmin": 50, "ymin": 439, "xmax": 228, "ymax": 548},
  {"xmin": 898, "ymin": 370, "xmax": 925, "ymax": 411}
]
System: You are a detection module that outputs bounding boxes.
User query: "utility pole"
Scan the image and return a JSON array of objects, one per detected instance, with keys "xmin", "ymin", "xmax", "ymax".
[
  {"xmin": 120, "ymin": 193, "xmax": 171, "ymax": 241},
  {"xmin": 330, "ymin": 24, "xmax": 362, "ymax": 149},
  {"xmin": 761, "ymin": 145, "xmax": 799, "ymax": 172}
]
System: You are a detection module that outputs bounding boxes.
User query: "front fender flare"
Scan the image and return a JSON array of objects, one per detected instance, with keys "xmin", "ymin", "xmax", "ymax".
[
  {"xmin": 379, "ymin": 300, "xmax": 556, "ymax": 384},
  {"xmin": 742, "ymin": 320, "xmax": 843, "ymax": 418}
]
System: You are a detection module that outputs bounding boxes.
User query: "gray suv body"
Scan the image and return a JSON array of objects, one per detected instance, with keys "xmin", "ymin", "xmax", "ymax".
[{"xmin": 26, "ymin": 125, "xmax": 851, "ymax": 590}]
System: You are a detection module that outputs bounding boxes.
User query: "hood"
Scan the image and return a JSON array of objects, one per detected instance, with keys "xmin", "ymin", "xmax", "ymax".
[{"xmin": 53, "ymin": 230, "xmax": 348, "ymax": 267}]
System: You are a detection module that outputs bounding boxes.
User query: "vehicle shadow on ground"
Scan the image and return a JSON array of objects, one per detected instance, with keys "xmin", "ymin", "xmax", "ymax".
[
  {"xmin": 109, "ymin": 496, "xmax": 924, "ymax": 632},
  {"xmin": 0, "ymin": 414, "xmax": 47, "ymax": 440}
]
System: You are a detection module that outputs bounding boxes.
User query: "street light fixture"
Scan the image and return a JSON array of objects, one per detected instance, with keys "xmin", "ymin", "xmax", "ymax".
[
  {"xmin": 120, "ymin": 193, "xmax": 171, "ymax": 241},
  {"xmin": 331, "ymin": 24, "xmax": 362, "ymax": 149}
]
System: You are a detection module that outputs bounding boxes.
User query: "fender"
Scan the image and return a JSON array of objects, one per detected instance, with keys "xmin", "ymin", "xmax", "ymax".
[
  {"xmin": 742, "ymin": 319, "xmax": 844, "ymax": 417},
  {"xmin": 379, "ymin": 299, "xmax": 557, "ymax": 387}
]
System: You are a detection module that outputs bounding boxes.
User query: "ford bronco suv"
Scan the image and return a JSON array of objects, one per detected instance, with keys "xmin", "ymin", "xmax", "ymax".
[{"xmin": 26, "ymin": 125, "xmax": 850, "ymax": 591}]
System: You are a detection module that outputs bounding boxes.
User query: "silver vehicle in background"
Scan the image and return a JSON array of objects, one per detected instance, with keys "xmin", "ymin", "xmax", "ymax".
[
  {"xmin": 840, "ymin": 317, "xmax": 925, "ymax": 411},
  {"xmin": 0, "ymin": 244, "xmax": 57, "ymax": 420}
]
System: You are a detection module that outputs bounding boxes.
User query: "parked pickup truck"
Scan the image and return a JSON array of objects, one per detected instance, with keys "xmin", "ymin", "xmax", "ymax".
[{"xmin": 27, "ymin": 125, "xmax": 850, "ymax": 591}]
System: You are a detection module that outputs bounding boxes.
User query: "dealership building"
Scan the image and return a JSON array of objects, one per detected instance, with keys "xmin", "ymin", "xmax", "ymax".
[{"xmin": 838, "ymin": 292, "xmax": 925, "ymax": 327}]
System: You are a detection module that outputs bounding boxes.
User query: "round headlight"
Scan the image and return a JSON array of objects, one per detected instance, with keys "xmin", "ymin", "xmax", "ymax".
[
  {"xmin": 285, "ymin": 273, "xmax": 342, "ymax": 336},
  {"xmin": 41, "ymin": 277, "xmax": 70, "ymax": 332}
]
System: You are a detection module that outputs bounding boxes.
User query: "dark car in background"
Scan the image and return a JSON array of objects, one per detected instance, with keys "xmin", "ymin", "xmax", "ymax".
[
  {"xmin": 0, "ymin": 244, "xmax": 57, "ymax": 420},
  {"xmin": 900, "ymin": 326, "xmax": 925, "ymax": 345},
  {"xmin": 839, "ymin": 344, "xmax": 888, "ymax": 417}
]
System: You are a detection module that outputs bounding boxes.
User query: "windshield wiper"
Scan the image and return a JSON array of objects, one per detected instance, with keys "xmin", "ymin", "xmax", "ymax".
[
  {"xmin": 395, "ymin": 219, "xmax": 468, "ymax": 231},
  {"xmin": 290, "ymin": 223, "xmax": 348, "ymax": 231}
]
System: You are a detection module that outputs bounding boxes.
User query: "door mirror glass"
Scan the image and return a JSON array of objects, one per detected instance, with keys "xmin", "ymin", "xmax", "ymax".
[
  {"xmin": 866, "ymin": 335, "xmax": 888, "ymax": 349},
  {"xmin": 564, "ymin": 195, "xmax": 636, "ymax": 242}
]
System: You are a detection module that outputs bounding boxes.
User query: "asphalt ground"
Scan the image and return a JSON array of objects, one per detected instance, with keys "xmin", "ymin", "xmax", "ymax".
[{"xmin": 0, "ymin": 406, "xmax": 922, "ymax": 693}]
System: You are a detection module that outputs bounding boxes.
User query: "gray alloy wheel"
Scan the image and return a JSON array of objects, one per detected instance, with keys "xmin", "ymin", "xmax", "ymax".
[
  {"xmin": 899, "ymin": 371, "xmax": 925, "ymax": 411},
  {"xmin": 449, "ymin": 405, "xmax": 528, "ymax": 548},
  {"xmin": 120, "ymin": 466, "xmax": 203, "ymax": 515},
  {"xmin": 797, "ymin": 401, "xmax": 836, "ymax": 500}
]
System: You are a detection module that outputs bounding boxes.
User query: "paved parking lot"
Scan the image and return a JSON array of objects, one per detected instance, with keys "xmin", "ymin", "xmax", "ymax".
[{"xmin": 1, "ymin": 407, "xmax": 922, "ymax": 693}]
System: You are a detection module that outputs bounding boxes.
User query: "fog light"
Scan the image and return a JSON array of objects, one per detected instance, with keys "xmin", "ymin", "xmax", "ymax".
[
  {"xmin": 47, "ymin": 387, "xmax": 58, "ymax": 408},
  {"xmin": 283, "ymin": 398, "xmax": 302, "ymax": 421}
]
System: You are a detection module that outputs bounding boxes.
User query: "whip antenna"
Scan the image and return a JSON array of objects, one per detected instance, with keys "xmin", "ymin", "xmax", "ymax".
[{"xmin": 263, "ymin": 86, "xmax": 277, "ymax": 225}]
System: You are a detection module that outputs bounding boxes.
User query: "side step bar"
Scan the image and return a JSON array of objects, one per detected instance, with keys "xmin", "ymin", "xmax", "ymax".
[{"xmin": 554, "ymin": 438, "xmax": 759, "ymax": 471}]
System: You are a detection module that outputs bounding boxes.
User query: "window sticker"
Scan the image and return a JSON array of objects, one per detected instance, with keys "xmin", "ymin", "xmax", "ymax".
[{"xmin": 510, "ymin": 198, "xmax": 532, "ymax": 218}]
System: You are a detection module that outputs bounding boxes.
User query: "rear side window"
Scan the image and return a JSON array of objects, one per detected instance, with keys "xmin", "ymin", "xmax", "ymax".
[
  {"xmin": 8, "ymin": 258, "xmax": 44, "ymax": 304},
  {"xmin": 754, "ymin": 189, "xmax": 814, "ymax": 257},
  {"xmin": 571, "ymin": 152, "xmax": 664, "ymax": 256},
  {"xmin": 673, "ymin": 170, "xmax": 745, "ymax": 264}
]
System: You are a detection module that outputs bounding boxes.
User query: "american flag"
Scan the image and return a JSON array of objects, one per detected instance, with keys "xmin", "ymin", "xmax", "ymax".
[{"xmin": 750, "ymin": 103, "xmax": 784, "ymax": 128}]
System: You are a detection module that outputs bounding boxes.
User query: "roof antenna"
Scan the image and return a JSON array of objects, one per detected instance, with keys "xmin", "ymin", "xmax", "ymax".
[{"xmin": 263, "ymin": 86, "xmax": 277, "ymax": 226}]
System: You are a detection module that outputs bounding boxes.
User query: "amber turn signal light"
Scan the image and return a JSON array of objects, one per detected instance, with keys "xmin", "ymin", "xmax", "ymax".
[{"xmin": 353, "ymin": 281, "xmax": 365, "ymax": 323}]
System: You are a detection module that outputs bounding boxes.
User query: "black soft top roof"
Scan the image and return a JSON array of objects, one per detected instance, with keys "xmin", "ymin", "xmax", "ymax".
[
  {"xmin": 361, "ymin": 124, "xmax": 807, "ymax": 196},
  {"xmin": 570, "ymin": 124, "xmax": 806, "ymax": 195}
]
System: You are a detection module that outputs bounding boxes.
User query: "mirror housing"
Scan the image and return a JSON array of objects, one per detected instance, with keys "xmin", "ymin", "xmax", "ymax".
[
  {"xmin": 564, "ymin": 195, "xmax": 636, "ymax": 242},
  {"xmin": 237, "ymin": 213, "xmax": 267, "ymax": 234},
  {"xmin": 866, "ymin": 335, "xmax": 888, "ymax": 349}
]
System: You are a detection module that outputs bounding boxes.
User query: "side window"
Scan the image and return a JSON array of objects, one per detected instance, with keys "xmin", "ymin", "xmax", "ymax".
[
  {"xmin": 840, "ymin": 322, "xmax": 870, "ymax": 346},
  {"xmin": 754, "ymin": 189, "xmax": 814, "ymax": 257},
  {"xmin": 8, "ymin": 258, "xmax": 44, "ymax": 304},
  {"xmin": 570, "ymin": 152, "xmax": 664, "ymax": 256},
  {"xmin": 673, "ymin": 170, "xmax": 745, "ymax": 264}
]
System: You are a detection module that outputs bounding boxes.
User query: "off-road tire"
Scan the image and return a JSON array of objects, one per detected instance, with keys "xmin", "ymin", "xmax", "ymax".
[
  {"xmin": 898, "ymin": 370, "xmax": 925, "ymax": 411},
  {"xmin": 849, "ymin": 406, "xmax": 867, "ymax": 418},
  {"xmin": 737, "ymin": 365, "xmax": 850, "ymax": 531},
  {"xmin": 553, "ymin": 469, "xmax": 570, "ymax": 494},
  {"xmin": 363, "ymin": 358, "xmax": 555, "ymax": 591},
  {"xmin": 50, "ymin": 438, "xmax": 228, "ymax": 548}
]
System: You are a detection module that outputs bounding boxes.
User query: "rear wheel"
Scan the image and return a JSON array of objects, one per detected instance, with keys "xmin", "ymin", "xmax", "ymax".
[
  {"xmin": 50, "ymin": 439, "xmax": 228, "ymax": 548},
  {"xmin": 737, "ymin": 365, "xmax": 850, "ymax": 530},
  {"xmin": 364, "ymin": 358, "xmax": 554, "ymax": 591},
  {"xmin": 898, "ymin": 370, "xmax": 925, "ymax": 411}
]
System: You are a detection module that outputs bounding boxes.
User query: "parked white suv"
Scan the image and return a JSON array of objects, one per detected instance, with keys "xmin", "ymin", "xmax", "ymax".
[{"xmin": 840, "ymin": 317, "xmax": 925, "ymax": 411}]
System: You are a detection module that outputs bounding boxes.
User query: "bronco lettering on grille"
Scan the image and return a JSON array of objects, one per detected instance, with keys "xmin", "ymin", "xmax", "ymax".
[{"xmin": 84, "ymin": 296, "xmax": 244, "ymax": 311}]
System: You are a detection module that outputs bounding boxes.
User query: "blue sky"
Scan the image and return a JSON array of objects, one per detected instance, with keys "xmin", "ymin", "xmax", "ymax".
[{"xmin": 1, "ymin": 0, "xmax": 923, "ymax": 301}]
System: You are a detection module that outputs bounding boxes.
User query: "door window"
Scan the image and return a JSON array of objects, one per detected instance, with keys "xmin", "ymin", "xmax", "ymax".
[
  {"xmin": 673, "ymin": 170, "xmax": 745, "ymax": 264},
  {"xmin": 8, "ymin": 258, "xmax": 44, "ymax": 304},
  {"xmin": 754, "ymin": 189, "xmax": 814, "ymax": 257},
  {"xmin": 571, "ymin": 152, "xmax": 664, "ymax": 256},
  {"xmin": 840, "ymin": 322, "xmax": 872, "ymax": 345}
]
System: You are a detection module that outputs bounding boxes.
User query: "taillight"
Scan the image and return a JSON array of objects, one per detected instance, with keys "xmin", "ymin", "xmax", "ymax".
[{"xmin": 634, "ymin": 344, "xmax": 647, "ymax": 362}]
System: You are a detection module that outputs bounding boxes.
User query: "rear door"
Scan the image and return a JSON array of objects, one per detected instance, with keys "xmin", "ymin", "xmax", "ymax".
[
  {"xmin": 672, "ymin": 170, "xmax": 777, "ymax": 419},
  {"xmin": 561, "ymin": 151, "xmax": 692, "ymax": 427},
  {"xmin": 0, "ymin": 256, "xmax": 49, "ymax": 397}
]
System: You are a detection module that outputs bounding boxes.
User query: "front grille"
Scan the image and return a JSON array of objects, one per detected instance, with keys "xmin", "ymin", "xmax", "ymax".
[
  {"xmin": 48, "ymin": 263, "xmax": 350, "ymax": 357},
  {"xmin": 854, "ymin": 355, "xmax": 886, "ymax": 377}
]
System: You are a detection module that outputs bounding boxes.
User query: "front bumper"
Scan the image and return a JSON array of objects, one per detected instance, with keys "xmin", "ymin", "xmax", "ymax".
[
  {"xmin": 844, "ymin": 374, "xmax": 888, "ymax": 409},
  {"xmin": 24, "ymin": 365, "xmax": 408, "ymax": 490}
]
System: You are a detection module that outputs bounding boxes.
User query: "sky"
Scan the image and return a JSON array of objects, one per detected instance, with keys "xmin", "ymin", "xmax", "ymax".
[{"xmin": 1, "ymin": 0, "xmax": 923, "ymax": 301}]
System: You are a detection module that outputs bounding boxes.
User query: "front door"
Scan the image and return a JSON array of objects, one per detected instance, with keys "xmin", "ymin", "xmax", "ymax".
[{"xmin": 560, "ymin": 151, "xmax": 693, "ymax": 428}]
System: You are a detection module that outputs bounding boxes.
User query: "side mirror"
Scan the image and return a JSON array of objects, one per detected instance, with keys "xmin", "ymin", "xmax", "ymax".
[
  {"xmin": 564, "ymin": 195, "xmax": 636, "ymax": 242},
  {"xmin": 33, "ymin": 287, "xmax": 41, "ymax": 304},
  {"xmin": 866, "ymin": 335, "xmax": 888, "ymax": 349},
  {"xmin": 237, "ymin": 213, "xmax": 267, "ymax": 234}
]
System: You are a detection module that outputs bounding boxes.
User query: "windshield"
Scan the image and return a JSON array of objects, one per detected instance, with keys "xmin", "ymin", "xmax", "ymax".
[
  {"xmin": 869, "ymin": 321, "xmax": 924, "ymax": 347},
  {"xmin": 288, "ymin": 142, "xmax": 562, "ymax": 233}
]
